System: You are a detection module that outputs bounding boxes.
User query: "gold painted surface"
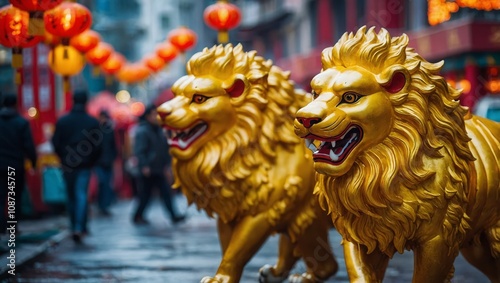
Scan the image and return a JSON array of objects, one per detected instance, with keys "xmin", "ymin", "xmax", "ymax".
[
  {"xmin": 157, "ymin": 44, "xmax": 338, "ymax": 283},
  {"xmin": 294, "ymin": 26, "xmax": 500, "ymax": 282}
]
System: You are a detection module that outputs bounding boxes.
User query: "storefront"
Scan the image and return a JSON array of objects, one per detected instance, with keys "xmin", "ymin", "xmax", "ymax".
[{"xmin": 408, "ymin": 20, "xmax": 500, "ymax": 110}]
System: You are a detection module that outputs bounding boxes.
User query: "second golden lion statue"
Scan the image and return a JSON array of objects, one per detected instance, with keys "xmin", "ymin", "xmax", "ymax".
[
  {"xmin": 157, "ymin": 44, "xmax": 338, "ymax": 283},
  {"xmin": 294, "ymin": 26, "xmax": 500, "ymax": 282}
]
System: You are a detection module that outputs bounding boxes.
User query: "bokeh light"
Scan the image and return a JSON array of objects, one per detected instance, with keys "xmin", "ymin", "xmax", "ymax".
[
  {"xmin": 27, "ymin": 107, "xmax": 38, "ymax": 117},
  {"xmin": 116, "ymin": 90, "xmax": 131, "ymax": 103}
]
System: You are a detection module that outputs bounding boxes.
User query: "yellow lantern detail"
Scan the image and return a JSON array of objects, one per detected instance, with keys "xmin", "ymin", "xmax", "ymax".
[{"xmin": 48, "ymin": 44, "xmax": 86, "ymax": 92}]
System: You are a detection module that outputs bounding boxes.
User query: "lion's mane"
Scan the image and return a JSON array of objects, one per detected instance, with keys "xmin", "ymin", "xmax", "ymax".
[
  {"xmin": 317, "ymin": 27, "xmax": 476, "ymax": 255},
  {"xmin": 173, "ymin": 44, "xmax": 310, "ymax": 223}
]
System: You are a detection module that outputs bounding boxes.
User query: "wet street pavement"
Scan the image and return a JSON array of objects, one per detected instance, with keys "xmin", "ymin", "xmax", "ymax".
[{"xmin": 12, "ymin": 195, "xmax": 489, "ymax": 283}]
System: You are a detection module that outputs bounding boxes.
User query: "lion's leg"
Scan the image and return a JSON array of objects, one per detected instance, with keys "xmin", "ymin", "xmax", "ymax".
[
  {"xmin": 413, "ymin": 236, "xmax": 458, "ymax": 283},
  {"xmin": 343, "ymin": 241, "xmax": 390, "ymax": 283},
  {"xmin": 289, "ymin": 218, "xmax": 338, "ymax": 282},
  {"xmin": 259, "ymin": 234, "xmax": 300, "ymax": 282},
  {"xmin": 460, "ymin": 229, "xmax": 500, "ymax": 282},
  {"xmin": 217, "ymin": 217, "xmax": 234, "ymax": 254},
  {"xmin": 203, "ymin": 213, "xmax": 274, "ymax": 283}
]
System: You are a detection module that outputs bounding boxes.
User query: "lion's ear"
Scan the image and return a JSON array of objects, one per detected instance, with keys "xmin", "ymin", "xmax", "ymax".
[
  {"xmin": 383, "ymin": 72, "xmax": 406, "ymax": 93},
  {"xmin": 377, "ymin": 66, "xmax": 409, "ymax": 94},
  {"xmin": 224, "ymin": 78, "xmax": 245, "ymax": 98}
]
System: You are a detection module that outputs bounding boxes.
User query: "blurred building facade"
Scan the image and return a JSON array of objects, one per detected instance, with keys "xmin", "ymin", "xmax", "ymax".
[
  {"xmin": 81, "ymin": 0, "xmax": 182, "ymax": 101},
  {"xmin": 3, "ymin": 1, "xmax": 500, "ymax": 109},
  {"xmin": 235, "ymin": 0, "xmax": 500, "ymax": 111}
]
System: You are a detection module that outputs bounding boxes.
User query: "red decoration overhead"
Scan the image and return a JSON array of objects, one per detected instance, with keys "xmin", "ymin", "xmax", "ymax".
[
  {"xmin": 85, "ymin": 42, "xmax": 113, "ymax": 66},
  {"xmin": 168, "ymin": 26, "xmax": 197, "ymax": 53},
  {"xmin": 70, "ymin": 29, "xmax": 100, "ymax": 53},
  {"xmin": 143, "ymin": 54, "xmax": 166, "ymax": 73},
  {"xmin": 101, "ymin": 52, "xmax": 125, "ymax": 76},
  {"xmin": 428, "ymin": 0, "xmax": 500, "ymax": 26},
  {"xmin": 44, "ymin": 2, "xmax": 91, "ymax": 45},
  {"xmin": 116, "ymin": 63, "xmax": 150, "ymax": 84},
  {"xmin": 0, "ymin": 5, "xmax": 43, "ymax": 74},
  {"xmin": 9, "ymin": 0, "xmax": 63, "ymax": 35},
  {"xmin": 203, "ymin": 0, "xmax": 241, "ymax": 43},
  {"xmin": 156, "ymin": 42, "xmax": 178, "ymax": 62}
]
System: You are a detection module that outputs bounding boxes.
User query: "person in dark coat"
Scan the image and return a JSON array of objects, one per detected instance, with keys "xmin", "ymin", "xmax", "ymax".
[
  {"xmin": 52, "ymin": 90, "xmax": 102, "ymax": 243},
  {"xmin": 0, "ymin": 93, "xmax": 37, "ymax": 234},
  {"xmin": 94, "ymin": 109, "xmax": 117, "ymax": 216},
  {"xmin": 132, "ymin": 104, "xmax": 185, "ymax": 225}
]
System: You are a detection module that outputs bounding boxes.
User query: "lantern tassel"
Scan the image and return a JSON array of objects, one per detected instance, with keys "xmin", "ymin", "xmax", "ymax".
[
  {"xmin": 14, "ymin": 69, "xmax": 22, "ymax": 85},
  {"xmin": 12, "ymin": 48, "xmax": 23, "ymax": 69},
  {"xmin": 105, "ymin": 75, "xmax": 113, "ymax": 86},
  {"xmin": 92, "ymin": 66, "xmax": 101, "ymax": 77},
  {"xmin": 61, "ymin": 38, "xmax": 70, "ymax": 59},
  {"xmin": 63, "ymin": 76, "xmax": 71, "ymax": 93},
  {"xmin": 218, "ymin": 30, "xmax": 229, "ymax": 44},
  {"xmin": 51, "ymin": 47, "xmax": 56, "ymax": 65},
  {"xmin": 63, "ymin": 46, "xmax": 69, "ymax": 59},
  {"xmin": 28, "ymin": 11, "xmax": 45, "ymax": 36}
]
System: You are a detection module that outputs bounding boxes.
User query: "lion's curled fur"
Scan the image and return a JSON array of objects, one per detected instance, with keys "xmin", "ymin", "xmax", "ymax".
[
  {"xmin": 172, "ymin": 44, "xmax": 313, "ymax": 232},
  {"xmin": 317, "ymin": 27, "xmax": 478, "ymax": 256}
]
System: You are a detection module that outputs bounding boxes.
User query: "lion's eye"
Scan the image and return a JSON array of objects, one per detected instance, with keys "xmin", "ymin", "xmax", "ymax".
[
  {"xmin": 192, "ymin": 94, "xmax": 209, "ymax": 104},
  {"xmin": 311, "ymin": 90, "xmax": 320, "ymax": 99},
  {"xmin": 341, "ymin": 92, "xmax": 360, "ymax": 104}
]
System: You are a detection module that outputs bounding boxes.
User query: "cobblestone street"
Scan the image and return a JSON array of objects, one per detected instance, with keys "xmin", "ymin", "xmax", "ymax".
[{"xmin": 12, "ymin": 196, "xmax": 489, "ymax": 283}]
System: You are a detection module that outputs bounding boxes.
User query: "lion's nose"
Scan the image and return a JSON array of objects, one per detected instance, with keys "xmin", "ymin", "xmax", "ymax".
[
  {"xmin": 296, "ymin": 117, "xmax": 322, "ymax": 128},
  {"xmin": 157, "ymin": 104, "xmax": 172, "ymax": 120},
  {"xmin": 157, "ymin": 110, "xmax": 170, "ymax": 120}
]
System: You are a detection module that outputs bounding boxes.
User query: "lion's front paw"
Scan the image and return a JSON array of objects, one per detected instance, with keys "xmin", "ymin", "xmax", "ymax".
[
  {"xmin": 288, "ymin": 273, "xmax": 322, "ymax": 283},
  {"xmin": 259, "ymin": 264, "xmax": 288, "ymax": 283},
  {"xmin": 200, "ymin": 276, "xmax": 222, "ymax": 283}
]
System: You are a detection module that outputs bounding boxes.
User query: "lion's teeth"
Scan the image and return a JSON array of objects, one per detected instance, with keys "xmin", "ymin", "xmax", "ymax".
[
  {"xmin": 331, "ymin": 141, "xmax": 336, "ymax": 148},
  {"xmin": 305, "ymin": 139, "xmax": 317, "ymax": 152},
  {"xmin": 320, "ymin": 141, "xmax": 326, "ymax": 148},
  {"xmin": 329, "ymin": 149, "xmax": 340, "ymax": 161},
  {"xmin": 178, "ymin": 139, "xmax": 187, "ymax": 149}
]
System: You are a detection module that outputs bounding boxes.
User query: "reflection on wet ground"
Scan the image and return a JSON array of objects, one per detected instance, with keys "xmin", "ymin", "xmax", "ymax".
[{"xmin": 16, "ymin": 197, "xmax": 488, "ymax": 283}]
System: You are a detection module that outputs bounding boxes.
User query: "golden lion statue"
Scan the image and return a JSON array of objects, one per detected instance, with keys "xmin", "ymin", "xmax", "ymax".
[
  {"xmin": 157, "ymin": 44, "xmax": 338, "ymax": 283},
  {"xmin": 294, "ymin": 26, "xmax": 500, "ymax": 282}
]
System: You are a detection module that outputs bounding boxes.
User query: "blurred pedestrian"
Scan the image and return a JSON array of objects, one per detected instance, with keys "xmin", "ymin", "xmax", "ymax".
[
  {"xmin": 0, "ymin": 93, "xmax": 37, "ymax": 234},
  {"xmin": 38, "ymin": 123, "xmax": 67, "ymax": 214},
  {"xmin": 95, "ymin": 109, "xmax": 117, "ymax": 216},
  {"xmin": 52, "ymin": 90, "xmax": 102, "ymax": 243},
  {"xmin": 131, "ymin": 104, "xmax": 185, "ymax": 225}
]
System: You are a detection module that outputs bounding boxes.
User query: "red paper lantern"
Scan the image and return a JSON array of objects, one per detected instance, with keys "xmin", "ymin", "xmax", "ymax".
[
  {"xmin": 0, "ymin": 5, "xmax": 43, "ymax": 72},
  {"xmin": 85, "ymin": 42, "xmax": 113, "ymax": 66},
  {"xmin": 156, "ymin": 42, "xmax": 178, "ymax": 62},
  {"xmin": 168, "ymin": 26, "xmax": 197, "ymax": 53},
  {"xmin": 101, "ymin": 52, "xmax": 125, "ymax": 75},
  {"xmin": 143, "ymin": 54, "xmax": 165, "ymax": 73},
  {"xmin": 116, "ymin": 63, "xmax": 150, "ymax": 84},
  {"xmin": 9, "ymin": 0, "xmax": 63, "ymax": 35},
  {"xmin": 70, "ymin": 29, "xmax": 100, "ymax": 53},
  {"xmin": 44, "ymin": 2, "xmax": 91, "ymax": 45},
  {"xmin": 203, "ymin": 0, "xmax": 241, "ymax": 43}
]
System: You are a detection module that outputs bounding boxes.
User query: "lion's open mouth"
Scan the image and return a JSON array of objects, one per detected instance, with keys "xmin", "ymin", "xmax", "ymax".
[
  {"xmin": 165, "ymin": 121, "xmax": 208, "ymax": 150},
  {"xmin": 305, "ymin": 125, "xmax": 362, "ymax": 164}
]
